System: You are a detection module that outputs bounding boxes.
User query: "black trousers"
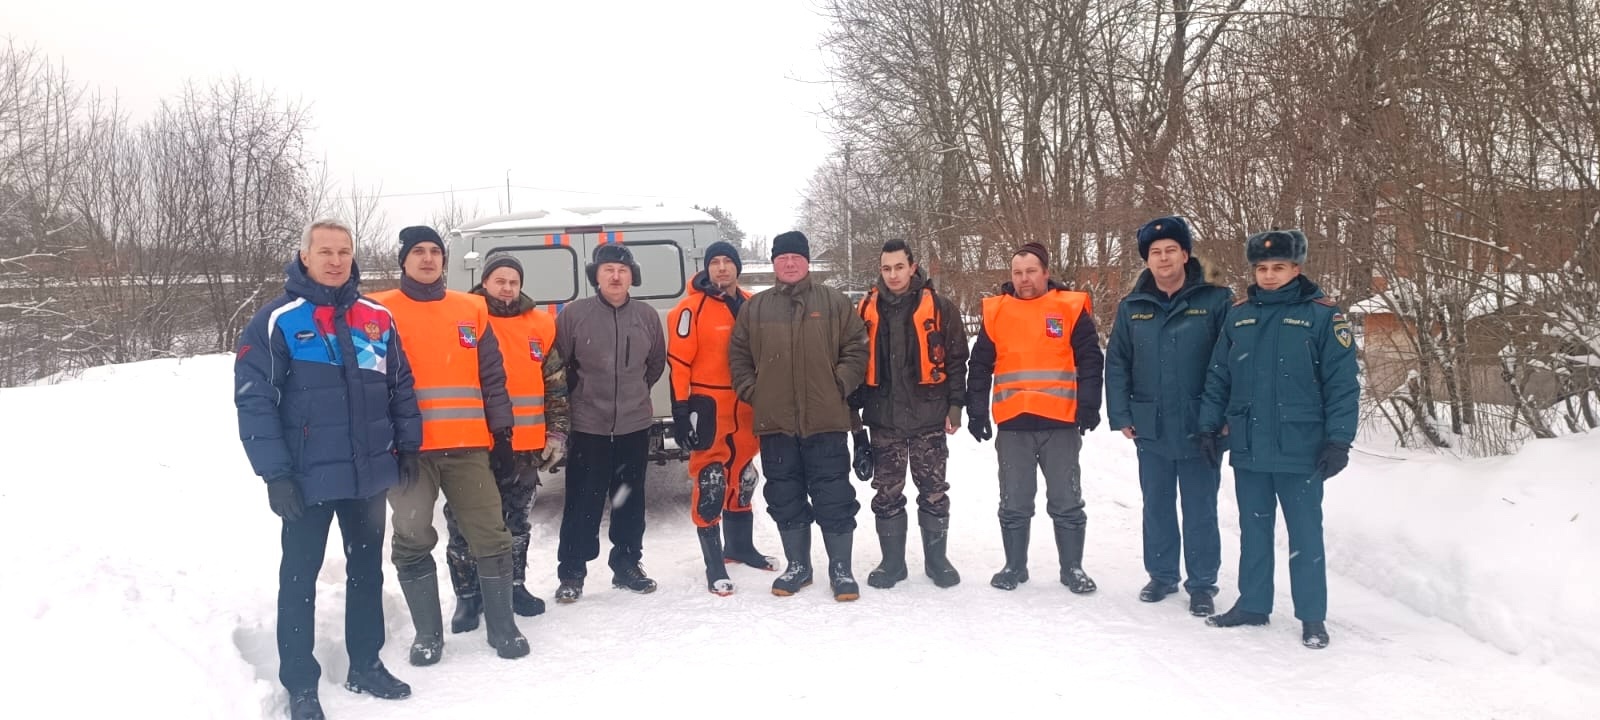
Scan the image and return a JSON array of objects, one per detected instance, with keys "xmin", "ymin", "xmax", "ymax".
[
  {"xmin": 760, "ymin": 432, "xmax": 859, "ymax": 534},
  {"xmin": 556, "ymin": 430, "xmax": 648, "ymax": 579},
  {"xmin": 277, "ymin": 492, "xmax": 387, "ymax": 692}
]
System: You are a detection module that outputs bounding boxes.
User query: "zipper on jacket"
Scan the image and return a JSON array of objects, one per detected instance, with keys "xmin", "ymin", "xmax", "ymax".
[{"xmin": 611, "ymin": 303, "xmax": 621, "ymax": 437}]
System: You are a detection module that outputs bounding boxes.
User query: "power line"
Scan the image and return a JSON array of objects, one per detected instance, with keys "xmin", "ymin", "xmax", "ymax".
[{"xmin": 334, "ymin": 183, "xmax": 689, "ymax": 201}]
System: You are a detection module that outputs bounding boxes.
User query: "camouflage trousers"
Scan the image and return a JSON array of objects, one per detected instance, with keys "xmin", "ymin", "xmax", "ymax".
[{"xmin": 869, "ymin": 429, "xmax": 951, "ymax": 520}]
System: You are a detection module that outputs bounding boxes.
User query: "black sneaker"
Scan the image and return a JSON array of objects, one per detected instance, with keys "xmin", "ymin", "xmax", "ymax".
[
  {"xmin": 1206, "ymin": 605, "xmax": 1270, "ymax": 628},
  {"xmin": 288, "ymin": 689, "xmax": 325, "ymax": 720},
  {"xmin": 1302, "ymin": 621, "xmax": 1330, "ymax": 649},
  {"xmin": 1139, "ymin": 580, "xmax": 1180, "ymax": 603},
  {"xmin": 345, "ymin": 662, "xmax": 411, "ymax": 700},
  {"xmin": 1188, "ymin": 590, "xmax": 1216, "ymax": 617},
  {"xmin": 611, "ymin": 565, "xmax": 658, "ymax": 594},
  {"xmin": 555, "ymin": 578, "xmax": 584, "ymax": 604}
]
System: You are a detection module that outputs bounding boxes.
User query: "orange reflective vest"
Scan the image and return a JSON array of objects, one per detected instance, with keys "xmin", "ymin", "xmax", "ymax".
[
  {"xmin": 370, "ymin": 289, "xmax": 495, "ymax": 451},
  {"xmin": 487, "ymin": 309, "xmax": 556, "ymax": 451},
  {"xmin": 981, "ymin": 289, "xmax": 1089, "ymax": 424},
  {"xmin": 858, "ymin": 287, "xmax": 946, "ymax": 386}
]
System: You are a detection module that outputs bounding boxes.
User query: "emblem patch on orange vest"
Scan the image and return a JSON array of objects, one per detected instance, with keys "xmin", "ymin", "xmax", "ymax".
[
  {"xmin": 457, "ymin": 322, "xmax": 478, "ymax": 348},
  {"xmin": 529, "ymin": 338, "xmax": 544, "ymax": 361},
  {"xmin": 1045, "ymin": 315, "xmax": 1064, "ymax": 338}
]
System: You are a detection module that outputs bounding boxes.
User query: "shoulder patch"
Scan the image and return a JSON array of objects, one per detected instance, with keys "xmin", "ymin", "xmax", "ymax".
[{"xmin": 1313, "ymin": 297, "xmax": 1337, "ymax": 307}]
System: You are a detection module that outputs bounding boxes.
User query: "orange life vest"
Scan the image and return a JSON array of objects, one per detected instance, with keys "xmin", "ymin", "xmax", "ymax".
[
  {"xmin": 370, "ymin": 289, "xmax": 495, "ymax": 451},
  {"xmin": 486, "ymin": 308, "xmax": 556, "ymax": 451},
  {"xmin": 981, "ymin": 289, "xmax": 1089, "ymax": 424},
  {"xmin": 858, "ymin": 287, "xmax": 946, "ymax": 386}
]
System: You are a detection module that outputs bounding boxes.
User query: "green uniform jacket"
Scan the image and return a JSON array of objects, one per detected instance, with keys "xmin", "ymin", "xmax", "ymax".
[
  {"xmin": 729, "ymin": 274, "xmax": 869, "ymax": 437},
  {"xmin": 1198, "ymin": 276, "xmax": 1360, "ymax": 474}
]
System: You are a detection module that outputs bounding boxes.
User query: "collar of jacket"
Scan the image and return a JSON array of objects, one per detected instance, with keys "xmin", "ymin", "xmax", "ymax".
[
  {"xmin": 400, "ymin": 274, "xmax": 447, "ymax": 302},
  {"xmin": 469, "ymin": 284, "xmax": 537, "ymax": 317},
  {"xmin": 1128, "ymin": 257, "xmax": 1211, "ymax": 304},
  {"xmin": 284, "ymin": 256, "xmax": 361, "ymax": 310},
  {"xmin": 874, "ymin": 266, "xmax": 929, "ymax": 306},
  {"xmin": 1248, "ymin": 275, "xmax": 1322, "ymax": 305},
  {"xmin": 998, "ymin": 277, "xmax": 1069, "ymax": 298},
  {"xmin": 777, "ymin": 274, "xmax": 814, "ymax": 295}
]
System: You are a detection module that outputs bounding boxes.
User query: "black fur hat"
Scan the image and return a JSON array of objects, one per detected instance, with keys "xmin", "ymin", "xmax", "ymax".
[
  {"xmin": 1246, "ymin": 229, "xmax": 1307, "ymax": 265},
  {"xmin": 587, "ymin": 243, "xmax": 642, "ymax": 287}
]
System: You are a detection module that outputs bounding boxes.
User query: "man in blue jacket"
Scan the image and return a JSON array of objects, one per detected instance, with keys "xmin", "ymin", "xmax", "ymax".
[
  {"xmin": 235, "ymin": 219, "xmax": 423, "ymax": 719},
  {"xmin": 1106, "ymin": 217, "xmax": 1233, "ymax": 617},
  {"xmin": 1196, "ymin": 229, "xmax": 1360, "ymax": 650}
]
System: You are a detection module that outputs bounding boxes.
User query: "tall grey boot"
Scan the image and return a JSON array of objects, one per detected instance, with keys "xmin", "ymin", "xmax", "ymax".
[
  {"xmin": 771, "ymin": 526, "xmax": 814, "ymax": 596},
  {"xmin": 396, "ymin": 560, "xmax": 444, "ymax": 666},
  {"xmin": 823, "ymin": 531, "xmax": 860, "ymax": 602},
  {"xmin": 1054, "ymin": 525, "xmax": 1098, "ymax": 594},
  {"xmin": 698, "ymin": 525, "xmax": 734, "ymax": 595},
  {"xmin": 866, "ymin": 514, "xmax": 908, "ymax": 589},
  {"xmin": 990, "ymin": 525, "xmax": 1030, "ymax": 591},
  {"xmin": 477, "ymin": 552, "xmax": 530, "ymax": 659},
  {"xmin": 919, "ymin": 510, "xmax": 961, "ymax": 588}
]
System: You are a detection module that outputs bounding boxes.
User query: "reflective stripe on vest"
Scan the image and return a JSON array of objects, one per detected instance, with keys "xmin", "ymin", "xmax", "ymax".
[
  {"xmin": 488, "ymin": 308, "xmax": 555, "ymax": 450},
  {"xmin": 981, "ymin": 289, "xmax": 1088, "ymax": 425},
  {"xmin": 858, "ymin": 287, "xmax": 945, "ymax": 386},
  {"xmin": 370, "ymin": 289, "xmax": 494, "ymax": 451}
]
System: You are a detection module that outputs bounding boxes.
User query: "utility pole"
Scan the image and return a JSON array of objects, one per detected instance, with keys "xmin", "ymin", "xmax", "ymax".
[
  {"xmin": 841, "ymin": 142, "xmax": 853, "ymax": 288},
  {"xmin": 505, "ymin": 169, "xmax": 512, "ymax": 212}
]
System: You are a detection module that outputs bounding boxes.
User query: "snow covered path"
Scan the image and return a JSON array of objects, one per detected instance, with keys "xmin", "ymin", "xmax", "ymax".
[{"xmin": 2, "ymin": 356, "xmax": 1592, "ymax": 719}]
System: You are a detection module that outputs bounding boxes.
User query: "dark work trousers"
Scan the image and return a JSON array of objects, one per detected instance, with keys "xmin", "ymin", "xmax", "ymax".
[
  {"xmin": 1137, "ymin": 445, "xmax": 1222, "ymax": 593},
  {"xmin": 556, "ymin": 430, "xmax": 648, "ymax": 579},
  {"xmin": 760, "ymin": 432, "xmax": 859, "ymax": 534},
  {"xmin": 277, "ymin": 492, "xmax": 387, "ymax": 692},
  {"xmin": 995, "ymin": 428, "xmax": 1086, "ymax": 530},
  {"xmin": 1234, "ymin": 469, "xmax": 1327, "ymax": 621}
]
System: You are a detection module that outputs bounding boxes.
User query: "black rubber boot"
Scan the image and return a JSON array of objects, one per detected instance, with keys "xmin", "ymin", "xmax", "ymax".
[
  {"xmin": 771, "ymin": 526, "xmax": 814, "ymax": 596},
  {"xmin": 699, "ymin": 525, "xmax": 734, "ymax": 595},
  {"xmin": 446, "ymin": 549, "xmax": 481, "ymax": 634},
  {"xmin": 867, "ymin": 514, "xmax": 908, "ymax": 589},
  {"xmin": 478, "ymin": 552, "xmax": 530, "ymax": 659},
  {"xmin": 1303, "ymin": 621, "xmax": 1330, "ymax": 649},
  {"xmin": 1054, "ymin": 525, "xmax": 1097, "ymax": 594},
  {"xmin": 722, "ymin": 509, "xmax": 777, "ymax": 570},
  {"xmin": 990, "ymin": 525, "xmax": 1030, "ymax": 590},
  {"xmin": 344, "ymin": 660, "xmax": 411, "ymax": 700},
  {"xmin": 1207, "ymin": 604, "xmax": 1271, "ymax": 628},
  {"xmin": 510, "ymin": 534, "xmax": 545, "ymax": 617},
  {"xmin": 823, "ymin": 531, "xmax": 860, "ymax": 602},
  {"xmin": 396, "ymin": 561, "xmax": 444, "ymax": 667},
  {"xmin": 919, "ymin": 509, "xmax": 960, "ymax": 588},
  {"xmin": 1139, "ymin": 579, "xmax": 1180, "ymax": 603}
]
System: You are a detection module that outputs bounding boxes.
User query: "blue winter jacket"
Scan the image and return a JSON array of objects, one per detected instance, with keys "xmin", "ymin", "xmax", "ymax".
[
  {"xmin": 1106, "ymin": 259, "xmax": 1233, "ymax": 459},
  {"xmin": 234, "ymin": 258, "xmax": 423, "ymax": 505},
  {"xmin": 1198, "ymin": 276, "xmax": 1360, "ymax": 475}
]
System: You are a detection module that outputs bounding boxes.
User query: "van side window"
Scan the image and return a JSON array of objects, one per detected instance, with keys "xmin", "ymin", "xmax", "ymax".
[
  {"xmin": 622, "ymin": 240, "xmax": 687, "ymax": 300},
  {"xmin": 493, "ymin": 245, "xmax": 579, "ymax": 305}
]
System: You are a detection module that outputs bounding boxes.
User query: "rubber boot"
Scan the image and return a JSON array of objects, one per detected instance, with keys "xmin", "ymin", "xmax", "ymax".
[
  {"xmin": 446, "ymin": 547, "xmax": 481, "ymax": 634},
  {"xmin": 477, "ymin": 552, "xmax": 530, "ymax": 659},
  {"xmin": 990, "ymin": 525, "xmax": 1030, "ymax": 590},
  {"xmin": 866, "ymin": 514, "xmax": 908, "ymax": 589},
  {"xmin": 698, "ymin": 525, "xmax": 734, "ymax": 596},
  {"xmin": 396, "ymin": 561, "xmax": 444, "ymax": 666},
  {"xmin": 823, "ymin": 531, "xmax": 860, "ymax": 602},
  {"xmin": 771, "ymin": 526, "xmax": 814, "ymax": 596},
  {"xmin": 722, "ymin": 509, "xmax": 777, "ymax": 570},
  {"xmin": 919, "ymin": 509, "xmax": 961, "ymax": 588},
  {"xmin": 1054, "ymin": 525, "xmax": 1097, "ymax": 594},
  {"xmin": 510, "ymin": 534, "xmax": 545, "ymax": 617}
]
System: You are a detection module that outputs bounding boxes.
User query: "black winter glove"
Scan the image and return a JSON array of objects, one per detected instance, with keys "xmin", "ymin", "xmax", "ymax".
[
  {"xmin": 1193, "ymin": 431, "xmax": 1223, "ymax": 468},
  {"xmin": 851, "ymin": 430, "xmax": 874, "ymax": 482},
  {"xmin": 968, "ymin": 409, "xmax": 993, "ymax": 442},
  {"xmin": 1077, "ymin": 411, "xmax": 1101, "ymax": 435},
  {"xmin": 490, "ymin": 430, "xmax": 516, "ymax": 482},
  {"xmin": 671, "ymin": 401, "xmax": 697, "ymax": 451},
  {"xmin": 1316, "ymin": 443, "xmax": 1350, "ymax": 480},
  {"xmin": 397, "ymin": 452, "xmax": 420, "ymax": 490},
  {"xmin": 266, "ymin": 476, "xmax": 305, "ymax": 522}
]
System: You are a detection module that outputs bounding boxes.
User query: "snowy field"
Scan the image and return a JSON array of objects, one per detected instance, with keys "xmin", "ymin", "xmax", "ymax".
[{"xmin": 2, "ymin": 355, "xmax": 1595, "ymax": 719}]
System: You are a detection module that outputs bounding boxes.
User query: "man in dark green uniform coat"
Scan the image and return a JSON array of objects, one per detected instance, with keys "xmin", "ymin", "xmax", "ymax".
[
  {"xmin": 1196, "ymin": 229, "xmax": 1359, "ymax": 650},
  {"xmin": 1106, "ymin": 216, "xmax": 1233, "ymax": 617}
]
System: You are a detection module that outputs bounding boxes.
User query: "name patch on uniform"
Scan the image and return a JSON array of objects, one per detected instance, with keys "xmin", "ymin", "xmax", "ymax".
[
  {"xmin": 1184, "ymin": 308, "xmax": 1208, "ymax": 315},
  {"xmin": 1283, "ymin": 318, "xmax": 1312, "ymax": 327},
  {"xmin": 294, "ymin": 330, "xmax": 317, "ymax": 342},
  {"xmin": 1234, "ymin": 318, "xmax": 1257, "ymax": 327},
  {"xmin": 457, "ymin": 322, "xmax": 478, "ymax": 348},
  {"xmin": 1130, "ymin": 312, "xmax": 1154, "ymax": 321},
  {"xmin": 529, "ymin": 339, "xmax": 545, "ymax": 361},
  {"xmin": 1045, "ymin": 315, "xmax": 1065, "ymax": 338}
]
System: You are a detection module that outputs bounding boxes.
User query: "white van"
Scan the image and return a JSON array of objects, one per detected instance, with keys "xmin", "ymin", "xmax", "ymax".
[{"xmin": 444, "ymin": 206, "xmax": 722, "ymax": 463}]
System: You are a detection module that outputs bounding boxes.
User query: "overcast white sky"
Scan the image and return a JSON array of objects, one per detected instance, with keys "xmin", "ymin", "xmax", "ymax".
[{"xmin": 4, "ymin": 0, "xmax": 838, "ymax": 243}]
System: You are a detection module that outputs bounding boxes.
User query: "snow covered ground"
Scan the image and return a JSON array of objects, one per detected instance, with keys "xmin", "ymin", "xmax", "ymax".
[{"xmin": 3, "ymin": 356, "xmax": 1596, "ymax": 718}]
